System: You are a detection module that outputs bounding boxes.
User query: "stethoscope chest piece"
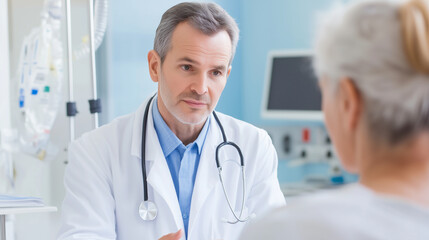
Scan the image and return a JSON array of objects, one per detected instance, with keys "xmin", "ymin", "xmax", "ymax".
[{"xmin": 139, "ymin": 200, "xmax": 158, "ymax": 221}]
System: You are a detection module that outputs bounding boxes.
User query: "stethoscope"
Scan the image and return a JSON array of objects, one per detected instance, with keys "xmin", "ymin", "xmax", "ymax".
[{"xmin": 138, "ymin": 95, "xmax": 253, "ymax": 224}]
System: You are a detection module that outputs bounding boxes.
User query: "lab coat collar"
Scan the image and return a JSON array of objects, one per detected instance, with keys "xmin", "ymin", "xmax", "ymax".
[
  {"xmin": 130, "ymin": 97, "xmax": 151, "ymax": 160},
  {"xmin": 188, "ymin": 112, "xmax": 223, "ymax": 238},
  {"xmin": 152, "ymin": 97, "xmax": 183, "ymax": 157},
  {"xmin": 131, "ymin": 95, "xmax": 165, "ymax": 162},
  {"xmin": 131, "ymin": 95, "xmax": 184, "ymax": 229}
]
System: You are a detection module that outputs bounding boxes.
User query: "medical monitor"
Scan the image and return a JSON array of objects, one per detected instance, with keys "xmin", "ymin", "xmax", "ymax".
[{"xmin": 261, "ymin": 50, "xmax": 323, "ymax": 121}]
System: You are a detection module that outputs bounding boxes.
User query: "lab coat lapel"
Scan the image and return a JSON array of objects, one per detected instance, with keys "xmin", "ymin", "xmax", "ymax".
[
  {"xmin": 140, "ymin": 98, "xmax": 183, "ymax": 230},
  {"xmin": 188, "ymin": 114, "xmax": 221, "ymax": 235}
]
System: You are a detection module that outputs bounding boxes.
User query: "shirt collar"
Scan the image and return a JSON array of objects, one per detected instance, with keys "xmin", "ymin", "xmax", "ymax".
[
  {"xmin": 152, "ymin": 97, "xmax": 210, "ymax": 157},
  {"xmin": 193, "ymin": 113, "xmax": 210, "ymax": 154}
]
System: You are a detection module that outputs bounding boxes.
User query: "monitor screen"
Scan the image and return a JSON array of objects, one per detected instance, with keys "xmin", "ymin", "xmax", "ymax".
[{"xmin": 261, "ymin": 51, "xmax": 323, "ymax": 121}]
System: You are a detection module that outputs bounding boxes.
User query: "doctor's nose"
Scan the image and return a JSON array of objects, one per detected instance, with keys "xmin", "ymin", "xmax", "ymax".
[{"xmin": 190, "ymin": 74, "xmax": 208, "ymax": 95}]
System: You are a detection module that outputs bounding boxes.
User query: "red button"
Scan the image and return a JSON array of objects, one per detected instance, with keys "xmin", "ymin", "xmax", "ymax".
[{"xmin": 302, "ymin": 128, "xmax": 310, "ymax": 143}]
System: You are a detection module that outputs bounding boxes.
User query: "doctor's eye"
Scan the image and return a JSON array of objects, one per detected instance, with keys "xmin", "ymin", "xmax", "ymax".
[
  {"xmin": 181, "ymin": 65, "xmax": 192, "ymax": 71},
  {"xmin": 212, "ymin": 70, "xmax": 222, "ymax": 77}
]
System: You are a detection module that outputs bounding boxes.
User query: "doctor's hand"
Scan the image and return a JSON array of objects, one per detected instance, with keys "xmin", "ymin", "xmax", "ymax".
[{"xmin": 159, "ymin": 229, "xmax": 183, "ymax": 240}]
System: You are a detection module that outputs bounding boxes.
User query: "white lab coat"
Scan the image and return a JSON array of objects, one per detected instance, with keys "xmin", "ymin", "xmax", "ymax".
[{"xmin": 58, "ymin": 97, "xmax": 285, "ymax": 240}]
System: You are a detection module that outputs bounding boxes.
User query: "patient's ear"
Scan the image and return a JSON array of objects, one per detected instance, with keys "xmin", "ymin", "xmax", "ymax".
[
  {"xmin": 338, "ymin": 77, "xmax": 362, "ymax": 132},
  {"xmin": 148, "ymin": 50, "xmax": 161, "ymax": 83}
]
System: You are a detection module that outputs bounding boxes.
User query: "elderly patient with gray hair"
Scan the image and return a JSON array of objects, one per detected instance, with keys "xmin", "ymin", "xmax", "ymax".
[{"xmin": 240, "ymin": 0, "xmax": 429, "ymax": 239}]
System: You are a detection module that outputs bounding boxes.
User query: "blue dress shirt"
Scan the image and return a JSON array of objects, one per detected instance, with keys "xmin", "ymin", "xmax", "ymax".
[{"xmin": 152, "ymin": 98, "xmax": 210, "ymax": 238}]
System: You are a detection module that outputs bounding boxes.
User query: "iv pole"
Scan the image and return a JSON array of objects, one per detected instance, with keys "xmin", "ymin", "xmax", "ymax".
[
  {"xmin": 65, "ymin": 0, "xmax": 77, "ymax": 143},
  {"xmin": 64, "ymin": 0, "xmax": 102, "ymax": 143},
  {"xmin": 64, "ymin": 0, "xmax": 102, "ymax": 165},
  {"xmin": 87, "ymin": 0, "xmax": 102, "ymax": 129}
]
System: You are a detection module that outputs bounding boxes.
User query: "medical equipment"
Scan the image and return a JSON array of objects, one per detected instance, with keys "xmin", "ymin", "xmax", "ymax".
[
  {"xmin": 64, "ymin": 0, "xmax": 76, "ymax": 142},
  {"xmin": 15, "ymin": 0, "xmax": 63, "ymax": 159},
  {"xmin": 13, "ymin": 0, "xmax": 107, "ymax": 158},
  {"xmin": 260, "ymin": 50, "xmax": 358, "ymax": 195},
  {"xmin": 65, "ymin": 0, "xmax": 107, "ymax": 144},
  {"xmin": 261, "ymin": 124, "xmax": 359, "ymax": 196},
  {"xmin": 73, "ymin": 0, "xmax": 108, "ymax": 60},
  {"xmin": 261, "ymin": 50, "xmax": 322, "ymax": 121},
  {"xmin": 138, "ymin": 96, "xmax": 252, "ymax": 224},
  {"xmin": 86, "ymin": 0, "xmax": 103, "ymax": 129}
]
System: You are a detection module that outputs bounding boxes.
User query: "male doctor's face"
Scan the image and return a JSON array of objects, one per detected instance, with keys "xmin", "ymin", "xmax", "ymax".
[{"xmin": 148, "ymin": 21, "xmax": 232, "ymax": 125}]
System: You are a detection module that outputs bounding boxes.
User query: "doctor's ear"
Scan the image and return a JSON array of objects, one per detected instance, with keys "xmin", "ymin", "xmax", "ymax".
[
  {"xmin": 148, "ymin": 50, "xmax": 161, "ymax": 83},
  {"xmin": 227, "ymin": 66, "xmax": 232, "ymax": 78}
]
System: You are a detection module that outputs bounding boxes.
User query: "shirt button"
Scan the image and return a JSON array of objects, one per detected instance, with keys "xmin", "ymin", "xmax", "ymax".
[{"xmin": 183, "ymin": 213, "xmax": 188, "ymax": 219}]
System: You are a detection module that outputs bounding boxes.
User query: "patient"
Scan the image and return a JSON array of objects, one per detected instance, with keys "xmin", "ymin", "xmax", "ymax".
[{"xmin": 240, "ymin": 0, "xmax": 429, "ymax": 239}]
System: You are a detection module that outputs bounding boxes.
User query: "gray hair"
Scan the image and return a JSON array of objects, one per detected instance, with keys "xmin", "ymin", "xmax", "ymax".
[
  {"xmin": 154, "ymin": 2, "xmax": 239, "ymax": 64},
  {"xmin": 314, "ymin": 0, "xmax": 429, "ymax": 144}
]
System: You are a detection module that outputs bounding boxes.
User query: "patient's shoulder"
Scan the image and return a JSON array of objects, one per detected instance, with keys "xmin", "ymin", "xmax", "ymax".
[{"xmin": 240, "ymin": 184, "xmax": 429, "ymax": 240}]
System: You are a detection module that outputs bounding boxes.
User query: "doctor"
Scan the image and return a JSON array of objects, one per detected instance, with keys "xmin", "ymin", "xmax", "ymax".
[{"xmin": 57, "ymin": 2, "xmax": 285, "ymax": 240}]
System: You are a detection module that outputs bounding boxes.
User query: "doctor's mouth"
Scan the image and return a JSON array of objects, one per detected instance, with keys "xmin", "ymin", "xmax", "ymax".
[{"xmin": 183, "ymin": 99, "xmax": 209, "ymax": 109}]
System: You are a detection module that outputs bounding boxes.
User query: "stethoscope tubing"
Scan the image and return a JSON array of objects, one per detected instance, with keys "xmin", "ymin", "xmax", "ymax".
[
  {"xmin": 218, "ymin": 166, "xmax": 249, "ymax": 224},
  {"xmin": 141, "ymin": 95, "xmax": 154, "ymax": 202},
  {"xmin": 140, "ymin": 95, "xmax": 249, "ymax": 223}
]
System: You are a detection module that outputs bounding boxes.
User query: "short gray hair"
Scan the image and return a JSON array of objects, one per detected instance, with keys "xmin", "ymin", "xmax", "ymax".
[
  {"xmin": 154, "ymin": 2, "xmax": 239, "ymax": 64},
  {"xmin": 314, "ymin": 0, "xmax": 429, "ymax": 144}
]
